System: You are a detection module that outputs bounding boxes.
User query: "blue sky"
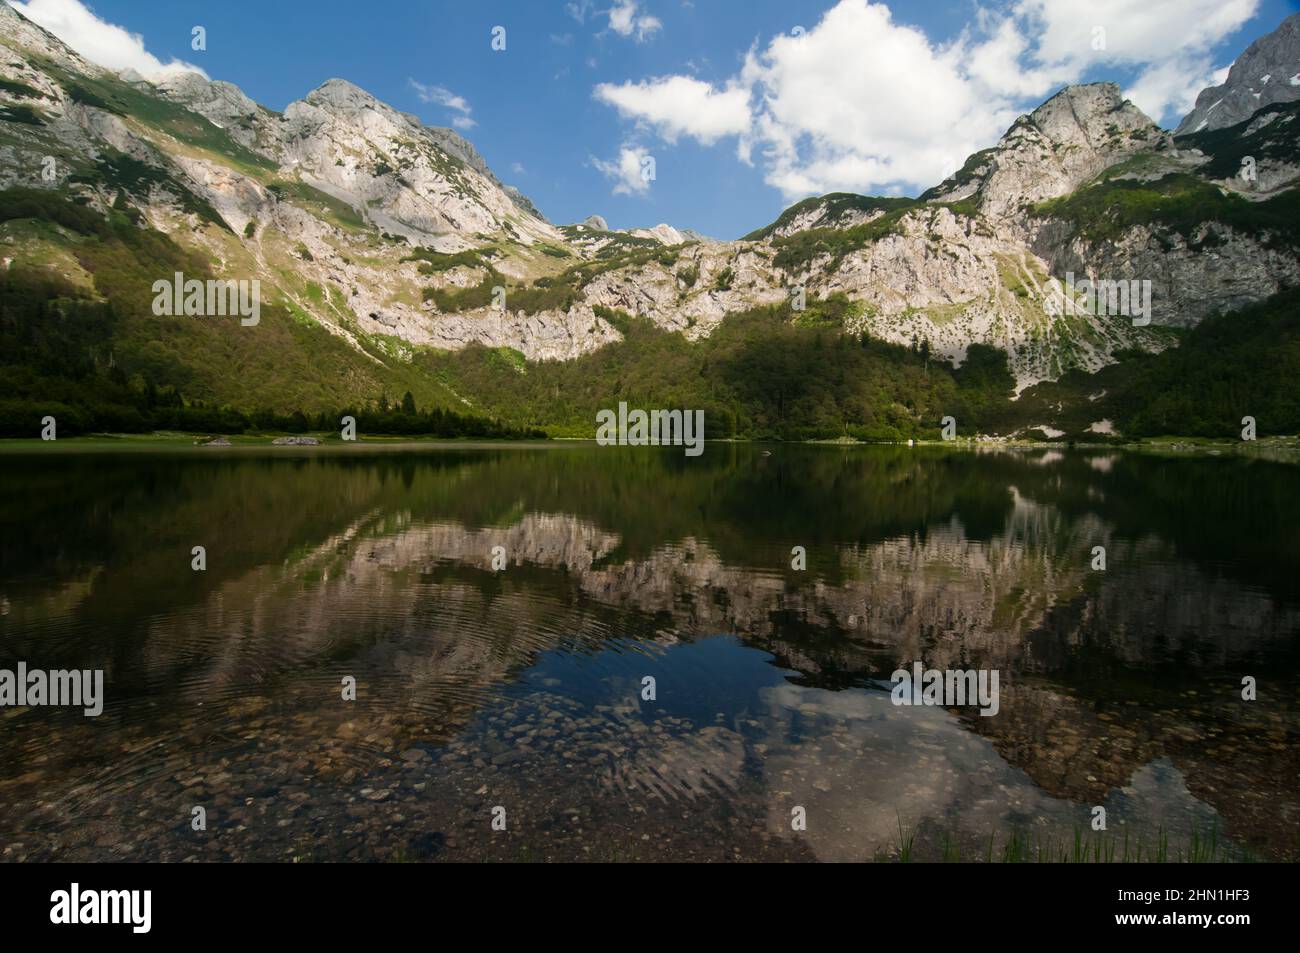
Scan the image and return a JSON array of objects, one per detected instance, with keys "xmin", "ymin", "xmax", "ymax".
[{"xmin": 13, "ymin": 0, "xmax": 1299, "ymax": 238}]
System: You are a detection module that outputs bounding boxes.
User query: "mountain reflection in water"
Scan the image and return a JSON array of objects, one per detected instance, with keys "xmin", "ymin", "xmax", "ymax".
[{"xmin": 1, "ymin": 444, "xmax": 1296, "ymax": 861}]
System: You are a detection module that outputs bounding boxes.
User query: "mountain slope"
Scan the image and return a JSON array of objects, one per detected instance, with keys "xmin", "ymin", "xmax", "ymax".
[{"xmin": 1, "ymin": 1, "xmax": 1297, "ymax": 440}]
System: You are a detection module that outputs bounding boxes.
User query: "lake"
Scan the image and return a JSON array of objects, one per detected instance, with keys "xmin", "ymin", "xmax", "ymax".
[{"xmin": 1, "ymin": 443, "xmax": 1296, "ymax": 861}]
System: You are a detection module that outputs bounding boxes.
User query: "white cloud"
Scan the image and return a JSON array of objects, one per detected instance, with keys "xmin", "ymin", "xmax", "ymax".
[
  {"xmin": 1123, "ymin": 56, "xmax": 1222, "ymax": 122},
  {"xmin": 1012, "ymin": 0, "xmax": 1258, "ymax": 123},
  {"xmin": 565, "ymin": 0, "xmax": 595, "ymax": 25},
  {"xmin": 408, "ymin": 79, "xmax": 476, "ymax": 129},
  {"xmin": 963, "ymin": 16, "xmax": 1062, "ymax": 100},
  {"xmin": 594, "ymin": 75, "xmax": 750, "ymax": 144},
  {"xmin": 607, "ymin": 0, "xmax": 662, "ymax": 43},
  {"xmin": 593, "ymin": 0, "xmax": 1260, "ymax": 201},
  {"xmin": 592, "ymin": 145, "xmax": 653, "ymax": 195},
  {"xmin": 12, "ymin": 0, "xmax": 207, "ymax": 79},
  {"xmin": 742, "ymin": 3, "xmax": 1020, "ymax": 198},
  {"xmin": 1015, "ymin": 0, "xmax": 1257, "ymax": 70}
]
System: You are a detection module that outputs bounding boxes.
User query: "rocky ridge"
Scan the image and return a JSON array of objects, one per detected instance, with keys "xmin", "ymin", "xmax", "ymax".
[
  {"xmin": 1177, "ymin": 12, "xmax": 1300, "ymax": 134},
  {"xmin": 1, "ymin": 2, "xmax": 1297, "ymax": 392}
]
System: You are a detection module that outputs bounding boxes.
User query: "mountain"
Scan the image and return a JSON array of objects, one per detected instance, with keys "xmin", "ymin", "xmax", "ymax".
[
  {"xmin": 1176, "ymin": 12, "xmax": 1300, "ymax": 134},
  {"xmin": 574, "ymin": 78, "xmax": 1296, "ymax": 388},
  {"xmin": 1, "ymin": 1, "xmax": 1298, "ymax": 441}
]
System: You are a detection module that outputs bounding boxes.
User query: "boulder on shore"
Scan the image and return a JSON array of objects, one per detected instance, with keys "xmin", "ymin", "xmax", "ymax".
[{"xmin": 271, "ymin": 435, "xmax": 320, "ymax": 446}]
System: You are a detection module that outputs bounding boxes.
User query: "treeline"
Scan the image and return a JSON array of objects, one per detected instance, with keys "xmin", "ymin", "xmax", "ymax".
[
  {"xmin": 0, "ymin": 187, "xmax": 478, "ymax": 415},
  {"xmin": 419, "ymin": 300, "xmax": 1016, "ymax": 441},
  {"xmin": 1113, "ymin": 286, "xmax": 1300, "ymax": 437},
  {"xmin": 0, "ymin": 395, "xmax": 546, "ymax": 439},
  {"xmin": 0, "ymin": 261, "xmax": 541, "ymax": 439},
  {"xmin": 1002, "ymin": 286, "xmax": 1300, "ymax": 439},
  {"xmin": 0, "ymin": 376, "xmax": 545, "ymax": 440},
  {"xmin": 426, "ymin": 288, "xmax": 1300, "ymax": 443}
]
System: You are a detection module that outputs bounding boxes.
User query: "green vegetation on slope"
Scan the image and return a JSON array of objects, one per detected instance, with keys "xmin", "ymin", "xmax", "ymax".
[
  {"xmin": 1033, "ymin": 172, "xmax": 1300, "ymax": 249},
  {"xmin": 1000, "ymin": 288, "xmax": 1300, "ymax": 439},
  {"xmin": 1174, "ymin": 100, "xmax": 1300, "ymax": 181},
  {"xmin": 32, "ymin": 55, "xmax": 276, "ymax": 178},
  {"xmin": 402, "ymin": 245, "xmax": 494, "ymax": 273},
  {"xmin": 425, "ymin": 242, "xmax": 683, "ymax": 315},
  {"xmin": 0, "ymin": 103, "xmax": 44, "ymax": 125},
  {"xmin": 0, "ymin": 188, "xmax": 504, "ymax": 431},
  {"xmin": 769, "ymin": 201, "xmax": 980, "ymax": 274},
  {"xmin": 0, "ymin": 261, "xmax": 537, "ymax": 438},
  {"xmin": 418, "ymin": 300, "xmax": 1013, "ymax": 441},
  {"xmin": 71, "ymin": 150, "xmax": 229, "ymax": 231},
  {"xmin": 0, "ymin": 78, "xmax": 45, "ymax": 99},
  {"xmin": 742, "ymin": 193, "xmax": 919, "ymax": 242},
  {"xmin": 918, "ymin": 148, "xmax": 997, "ymax": 201},
  {"xmin": 266, "ymin": 180, "xmax": 366, "ymax": 232}
]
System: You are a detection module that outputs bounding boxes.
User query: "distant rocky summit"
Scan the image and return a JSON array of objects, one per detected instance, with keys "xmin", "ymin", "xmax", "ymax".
[{"xmin": 1177, "ymin": 12, "xmax": 1300, "ymax": 133}]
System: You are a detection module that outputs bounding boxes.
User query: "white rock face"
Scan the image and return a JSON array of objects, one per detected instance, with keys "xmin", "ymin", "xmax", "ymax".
[
  {"xmin": 628, "ymin": 223, "xmax": 685, "ymax": 245},
  {"xmin": 151, "ymin": 71, "xmax": 278, "ymax": 150},
  {"xmin": 973, "ymin": 83, "xmax": 1171, "ymax": 222},
  {"xmin": 574, "ymin": 204, "xmax": 1170, "ymax": 390},
  {"xmin": 421, "ymin": 306, "xmax": 623, "ymax": 360},
  {"xmin": 1030, "ymin": 219, "xmax": 1300, "ymax": 330},
  {"xmin": 273, "ymin": 79, "xmax": 558, "ymax": 247},
  {"xmin": 768, "ymin": 205, "xmax": 887, "ymax": 238}
]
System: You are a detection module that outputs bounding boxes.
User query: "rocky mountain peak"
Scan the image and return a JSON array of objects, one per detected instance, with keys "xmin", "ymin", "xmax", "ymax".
[
  {"xmin": 301, "ymin": 77, "xmax": 378, "ymax": 111},
  {"xmin": 1177, "ymin": 12, "xmax": 1300, "ymax": 134},
  {"xmin": 968, "ymin": 82, "xmax": 1168, "ymax": 220},
  {"xmin": 151, "ymin": 70, "xmax": 270, "ymax": 148},
  {"xmin": 0, "ymin": 0, "xmax": 100, "ymax": 74},
  {"xmin": 628, "ymin": 223, "xmax": 685, "ymax": 245},
  {"xmin": 1028, "ymin": 83, "xmax": 1152, "ymax": 142},
  {"xmin": 277, "ymin": 77, "xmax": 547, "ymax": 231}
]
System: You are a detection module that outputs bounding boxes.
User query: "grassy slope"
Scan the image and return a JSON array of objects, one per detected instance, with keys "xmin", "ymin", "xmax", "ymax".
[
  {"xmin": 0, "ymin": 190, "xmax": 465, "ymax": 417},
  {"xmin": 1032, "ymin": 172, "xmax": 1300, "ymax": 248}
]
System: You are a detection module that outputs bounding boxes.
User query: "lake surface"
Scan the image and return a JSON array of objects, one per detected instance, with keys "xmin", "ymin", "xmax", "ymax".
[{"xmin": 1, "ymin": 443, "xmax": 1297, "ymax": 862}]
